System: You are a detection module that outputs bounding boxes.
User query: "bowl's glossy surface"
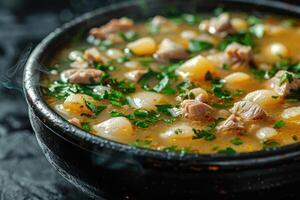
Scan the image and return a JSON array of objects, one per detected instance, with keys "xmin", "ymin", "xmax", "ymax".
[{"xmin": 24, "ymin": 0, "xmax": 300, "ymax": 199}]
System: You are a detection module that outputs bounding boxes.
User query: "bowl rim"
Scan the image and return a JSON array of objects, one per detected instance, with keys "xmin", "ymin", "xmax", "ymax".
[{"xmin": 23, "ymin": 0, "xmax": 300, "ymax": 166}]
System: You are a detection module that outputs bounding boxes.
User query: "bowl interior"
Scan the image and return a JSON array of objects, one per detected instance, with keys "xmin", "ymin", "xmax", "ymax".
[{"xmin": 23, "ymin": 0, "xmax": 300, "ymax": 166}]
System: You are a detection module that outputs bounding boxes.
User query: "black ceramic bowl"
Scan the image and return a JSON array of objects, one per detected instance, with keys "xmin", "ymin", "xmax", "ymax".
[{"xmin": 23, "ymin": 0, "xmax": 300, "ymax": 199}]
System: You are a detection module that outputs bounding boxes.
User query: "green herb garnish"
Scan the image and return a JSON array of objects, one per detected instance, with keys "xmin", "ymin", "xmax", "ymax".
[
  {"xmin": 84, "ymin": 100, "xmax": 106, "ymax": 118},
  {"xmin": 188, "ymin": 40, "xmax": 213, "ymax": 53},
  {"xmin": 118, "ymin": 31, "xmax": 139, "ymax": 42},
  {"xmin": 217, "ymin": 147, "xmax": 236, "ymax": 155},
  {"xmin": 211, "ymin": 78, "xmax": 232, "ymax": 100},
  {"xmin": 218, "ymin": 32, "xmax": 254, "ymax": 51},
  {"xmin": 262, "ymin": 140, "xmax": 279, "ymax": 151},
  {"xmin": 192, "ymin": 129, "xmax": 216, "ymax": 141},
  {"xmin": 230, "ymin": 138, "xmax": 243, "ymax": 145},
  {"xmin": 130, "ymin": 139, "xmax": 152, "ymax": 148},
  {"xmin": 80, "ymin": 122, "xmax": 91, "ymax": 132},
  {"xmin": 279, "ymin": 72, "xmax": 293, "ymax": 85},
  {"xmin": 273, "ymin": 120, "xmax": 285, "ymax": 129}
]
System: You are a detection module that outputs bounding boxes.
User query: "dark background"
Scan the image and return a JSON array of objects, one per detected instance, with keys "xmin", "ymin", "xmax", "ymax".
[{"xmin": 0, "ymin": 0, "xmax": 300, "ymax": 199}]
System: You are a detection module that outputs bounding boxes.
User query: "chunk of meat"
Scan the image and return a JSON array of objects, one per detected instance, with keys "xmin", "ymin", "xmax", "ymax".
[
  {"xmin": 230, "ymin": 100, "xmax": 267, "ymax": 120},
  {"xmin": 225, "ymin": 42, "xmax": 252, "ymax": 63},
  {"xmin": 83, "ymin": 47, "xmax": 109, "ymax": 64},
  {"xmin": 181, "ymin": 100, "xmax": 214, "ymax": 120},
  {"xmin": 154, "ymin": 39, "xmax": 189, "ymax": 62},
  {"xmin": 70, "ymin": 60, "xmax": 89, "ymax": 69},
  {"xmin": 62, "ymin": 69, "xmax": 103, "ymax": 84},
  {"xmin": 268, "ymin": 70, "xmax": 300, "ymax": 96},
  {"xmin": 89, "ymin": 18, "xmax": 134, "ymax": 39},
  {"xmin": 217, "ymin": 114, "xmax": 245, "ymax": 133},
  {"xmin": 124, "ymin": 70, "xmax": 147, "ymax": 82},
  {"xmin": 199, "ymin": 13, "xmax": 234, "ymax": 36},
  {"xmin": 68, "ymin": 117, "xmax": 81, "ymax": 128}
]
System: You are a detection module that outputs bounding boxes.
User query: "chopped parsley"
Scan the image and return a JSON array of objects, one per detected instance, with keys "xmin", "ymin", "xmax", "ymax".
[
  {"xmin": 99, "ymin": 39, "xmax": 113, "ymax": 50},
  {"xmin": 188, "ymin": 40, "xmax": 213, "ymax": 53},
  {"xmin": 218, "ymin": 31, "xmax": 255, "ymax": 51},
  {"xmin": 80, "ymin": 122, "xmax": 91, "ymax": 132},
  {"xmin": 230, "ymin": 138, "xmax": 243, "ymax": 145},
  {"xmin": 273, "ymin": 120, "xmax": 285, "ymax": 129},
  {"xmin": 217, "ymin": 147, "xmax": 236, "ymax": 155},
  {"xmin": 174, "ymin": 128, "xmax": 183, "ymax": 134},
  {"xmin": 118, "ymin": 31, "xmax": 139, "ymax": 42},
  {"xmin": 138, "ymin": 63, "xmax": 181, "ymax": 95},
  {"xmin": 192, "ymin": 129, "xmax": 216, "ymax": 141},
  {"xmin": 130, "ymin": 139, "xmax": 152, "ymax": 148},
  {"xmin": 262, "ymin": 140, "xmax": 279, "ymax": 151},
  {"xmin": 155, "ymin": 104, "xmax": 174, "ymax": 116},
  {"xmin": 279, "ymin": 72, "xmax": 293, "ymax": 85},
  {"xmin": 247, "ymin": 16, "xmax": 262, "ymax": 26},
  {"xmin": 176, "ymin": 80, "xmax": 193, "ymax": 92},
  {"xmin": 207, "ymin": 118, "xmax": 225, "ymax": 129},
  {"xmin": 84, "ymin": 100, "xmax": 106, "ymax": 118},
  {"xmin": 110, "ymin": 109, "xmax": 161, "ymax": 129},
  {"xmin": 211, "ymin": 78, "xmax": 232, "ymax": 100}
]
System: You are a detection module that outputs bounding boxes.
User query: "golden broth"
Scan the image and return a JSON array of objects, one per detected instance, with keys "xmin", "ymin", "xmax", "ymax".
[{"xmin": 42, "ymin": 12, "xmax": 300, "ymax": 154}]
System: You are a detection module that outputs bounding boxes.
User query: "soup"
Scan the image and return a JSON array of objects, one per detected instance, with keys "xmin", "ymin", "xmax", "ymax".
[{"xmin": 42, "ymin": 10, "xmax": 300, "ymax": 154}]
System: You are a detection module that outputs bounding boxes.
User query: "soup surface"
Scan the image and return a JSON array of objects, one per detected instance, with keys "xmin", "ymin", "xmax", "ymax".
[{"xmin": 42, "ymin": 10, "xmax": 300, "ymax": 154}]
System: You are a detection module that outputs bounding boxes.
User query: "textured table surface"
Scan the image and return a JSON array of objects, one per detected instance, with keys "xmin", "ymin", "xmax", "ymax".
[
  {"xmin": 0, "ymin": 93, "xmax": 92, "ymax": 200},
  {"xmin": 0, "ymin": 6, "xmax": 93, "ymax": 199}
]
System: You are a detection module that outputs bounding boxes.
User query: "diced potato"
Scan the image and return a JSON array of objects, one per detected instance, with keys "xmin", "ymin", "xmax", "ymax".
[
  {"xmin": 256, "ymin": 127, "xmax": 278, "ymax": 140},
  {"xmin": 160, "ymin": 123, "xmax": 194, "ymax": 139},
  {"xmin": 223, "ymin": 72, "xmax": 251, "ymax": 90},
  {"xmin": 231, "ymin": 18, "xmax": 248, "ymax": 32},
  {"xmin": 206, "ymin": 53, "xmax": 227, "ymax": 68},
  {"xmin": 180, "ymin": 30, "xmax": 198, "ymax": 40},
  {"xmin": 127, "ymin": 37, "xmax": 157, "ymax": 56},
  {"xmin": 223, "ymin": 72, "xmax": 250, "ymax": 84},
  {"xmin": 124, "ymin": 61, "xmax": 142, "ymax": 69},
  {"xmin": 93, "ymin": 117, "xmax": 134, "ymax": 140},
  {"xmin": 131, "ymin": 91, "xmax": 167, "ymax": 110},
  {"xmin": 63, "ymin": 94, "xmax": 94, "ymax": 115},
  {"xmin": 189, "ymin": 87, "xmax": 209, "ymax": 102},
  {"xmin": 106, "ymin": 48, "xmax": 124, "ymax": 59},
  {"xmin": 54, "ymin": 104, "xmax": 70, "ymax": 116},
  {"xmin": 83, "ymin": 47, "xmax": 102, "ymax": 62},
  {"xmin": 244, "ymin": 89, "xmax": 281, "ymax": 108},
  {"xmin": 176, "ymin": 55, "xmax": 217, "ymax": 81},
  {"xmin": 262, "ymin": 42, "xmax": 289, "ymax": 62},
  {"xmin": 281, "ymin": 106, "xmax": 300, "ymax": 123}
]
